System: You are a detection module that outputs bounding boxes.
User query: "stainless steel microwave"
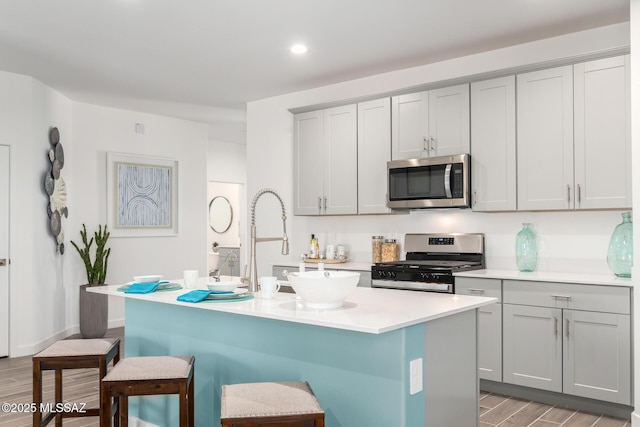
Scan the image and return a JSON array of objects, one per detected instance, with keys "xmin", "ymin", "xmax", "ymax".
[{"xmin": 386, "ymin": 153, "xmax": 471, "ymax": 209}]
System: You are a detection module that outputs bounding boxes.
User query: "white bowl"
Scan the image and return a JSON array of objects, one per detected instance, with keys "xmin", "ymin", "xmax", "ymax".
[
  {"xmin": 133, "ymin": 275, "xmax": 163, "ymax": 283},
  {"xmin": 286, "ymin": 271, "xmax": 360, "ymax": 309},
  {"xmin": 207, "ymin": 281, "xmax": 239, "ymax": 293}
]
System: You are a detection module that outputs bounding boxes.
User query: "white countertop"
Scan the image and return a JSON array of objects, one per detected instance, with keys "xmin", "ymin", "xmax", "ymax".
[
  {"xmin": 90, "ymin": 277, "xmax": 495, "ymax": 334},
  {"xmin": 274, "ymin": 261, "xmax": 372, "ymax": 272},
  {"xmin": 455, "ymin": 269, "xmax": 634, "ymax": 287}
]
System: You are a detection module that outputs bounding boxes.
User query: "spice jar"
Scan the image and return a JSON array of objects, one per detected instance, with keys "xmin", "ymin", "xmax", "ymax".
[
  {"xmin": 371, "ymin": 236, "xmax": 384, "ymax": 263},
  {"xmin": 381, "ymin": 239, "xmax": 399, "ymax": 262}
]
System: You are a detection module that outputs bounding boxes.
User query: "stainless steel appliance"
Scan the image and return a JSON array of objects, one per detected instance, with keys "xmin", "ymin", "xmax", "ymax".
[
  {"xmin": 386, "ymin": 153, "xmax": 471, "ymax": 209},
  {"xmin": 371, "ymin": 233, "xmax": 484, "ymax": 293}
]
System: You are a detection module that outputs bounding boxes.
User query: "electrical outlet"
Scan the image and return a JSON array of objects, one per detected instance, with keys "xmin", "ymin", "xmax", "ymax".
[{"xmin": 409, "ymin": 358, "xmax": 423, "ymax": 395}]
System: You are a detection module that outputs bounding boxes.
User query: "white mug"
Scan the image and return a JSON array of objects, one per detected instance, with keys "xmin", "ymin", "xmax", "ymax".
[
  {"xmin": 183, "ymin": 270, "xmax": 199, "ymax": 289},
  {"xmin": 325, "ymin": 244, "xmax": 336, "ymax": 260},
  {"xmin": 337, "ymin": 245, "xmax": 346, "ymax": 257},
  {"xmin": 259, "ymin": 276, "xmax": 281, "ymax": 299}
]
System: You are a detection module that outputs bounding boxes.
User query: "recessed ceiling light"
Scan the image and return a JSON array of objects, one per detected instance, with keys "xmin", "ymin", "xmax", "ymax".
[{"xmin": 290, "ymin": 44, "xmax": 308, "ymax": 55}]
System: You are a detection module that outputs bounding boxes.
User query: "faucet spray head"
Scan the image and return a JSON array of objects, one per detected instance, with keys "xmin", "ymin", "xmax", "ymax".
[{"xmin": 282, "ymin": 234, "xmax": 289, "ymax": 255}]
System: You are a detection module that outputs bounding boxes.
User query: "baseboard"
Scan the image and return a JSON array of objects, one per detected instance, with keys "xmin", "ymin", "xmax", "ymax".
[
  {"xmin": 12, "ymin": 326, "xmax": 78, "ymax": 358},
  {"xmin": 481, "ymin": 380, "xmax": 633, "ymax": 420},
  {"xmin": 11, "ymin": 319, "xmax": 123, "ymax": 358},
  {"xmin": 632, "ymin": 411, "xmax": 640, "ymax": 426}
]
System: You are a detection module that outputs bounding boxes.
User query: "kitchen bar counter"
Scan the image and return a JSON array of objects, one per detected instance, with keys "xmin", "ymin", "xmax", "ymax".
[
  {"xmin": 90, "ymin": 280, "xmax": 495, "ymax": 426},
  {"xmin": 455, "ymin": 269, "xmax": 633, "ymax": 287}
]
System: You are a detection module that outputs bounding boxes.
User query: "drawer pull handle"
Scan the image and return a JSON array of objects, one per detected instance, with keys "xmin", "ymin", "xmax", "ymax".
[
  {"xmin": 467, "ymin": 288, "xmax": 485, "ymax": 294},
  {"xmin": 550, "ymin": 294, "xmax": 572, "ymax": 301}
]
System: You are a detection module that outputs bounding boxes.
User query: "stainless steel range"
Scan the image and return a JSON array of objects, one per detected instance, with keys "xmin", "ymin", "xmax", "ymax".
[{"xmin": 371, "ymin": 233, "xmax": 485, "ymax": 293}]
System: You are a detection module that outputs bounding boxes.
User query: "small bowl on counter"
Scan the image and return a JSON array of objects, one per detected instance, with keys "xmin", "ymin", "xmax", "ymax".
[
  {"xmin": 133, "ymin": 275, "xmax": 163, "ymax": 283},
  {"xmin": 207, "ymin": 281, "xmax": 239, "ymax": 293},
  {"xmin": 286, "ymin": 270, "xmax": 360, "ymax": 309}
]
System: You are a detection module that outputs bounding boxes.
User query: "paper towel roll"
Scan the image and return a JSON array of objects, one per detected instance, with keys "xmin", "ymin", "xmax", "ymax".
[{"xmin": 209, "ymin": 251, "xmax": 220, "ymax": 271}]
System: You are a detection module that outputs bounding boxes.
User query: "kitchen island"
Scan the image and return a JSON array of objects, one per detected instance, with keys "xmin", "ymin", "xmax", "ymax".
[{"xmin": 90, "ymin": 281, "xmax": 495, "ymax": 426}]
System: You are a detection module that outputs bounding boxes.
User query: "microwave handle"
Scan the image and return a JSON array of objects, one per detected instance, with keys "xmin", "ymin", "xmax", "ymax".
[{"xmin": 444, "ymin": 164, "xmax": 452, "ymax": 198}]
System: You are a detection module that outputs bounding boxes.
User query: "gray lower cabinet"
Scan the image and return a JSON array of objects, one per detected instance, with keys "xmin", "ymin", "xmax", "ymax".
[
  {"xmin": 456, "ymin": 277, "xmax": 502, "ymax": 382},
  {"xmin": 503, "ymin": 280, "xmax": 631, "ymax": 405}
]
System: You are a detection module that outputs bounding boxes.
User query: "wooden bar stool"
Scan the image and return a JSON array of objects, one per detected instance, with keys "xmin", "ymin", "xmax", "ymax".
[
  {"xmin": 220, "ymin": 381, "xmax": 324, "ymax": 427},
  {"xmin": 32, "ymin": 337, "xmax": 121, "ymax": 427},
  {"xmin": 100, "ymin": 355, "xmax": 195, "ymax": 427}
]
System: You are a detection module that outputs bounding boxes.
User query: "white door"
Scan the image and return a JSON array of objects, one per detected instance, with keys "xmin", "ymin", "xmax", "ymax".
[
  {"xmin": 517, "ymin": 66, "xmax": 574, "ymax": 210},
  {"xmin": 391, "ymin": 91, "xmax": 429, "ymax": 160},
  {"xmin": 428, "ymin": 83, "xmax": 470, "ymax": 156},
  {"xmin": 471, "ymin": 76, "xmax": 517, "ymax": 211},
  {"xmin": 358, "ymin": 98, "xmax": 391, "ymax": 214},
  {"xmin": 0, "ymin": 145, "xmax": 9, "ymax": 357}
]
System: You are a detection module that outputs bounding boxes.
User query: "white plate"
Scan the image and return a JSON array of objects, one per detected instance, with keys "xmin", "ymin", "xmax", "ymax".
[
  {"xmin": 205, "ymin": 288, "xmax": 248, "ymax": 299},
  {"xmin": 133, "ymin": 275, "xmax": 163, "ymax": 283},
  {"xmin": 206, "ymin": 281, "xmax": 239, "ymax": 293}
]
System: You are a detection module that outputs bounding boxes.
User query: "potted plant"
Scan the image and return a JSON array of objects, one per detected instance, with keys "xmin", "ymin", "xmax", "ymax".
[{"xmin": 71, "ymin": 224, "xmax": 111, "ymax": 338}]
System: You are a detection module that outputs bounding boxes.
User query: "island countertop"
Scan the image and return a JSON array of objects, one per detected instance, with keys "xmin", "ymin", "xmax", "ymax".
[{"xmin": 90, "ymin": 279, "xmax": 496, "ymax": 334}]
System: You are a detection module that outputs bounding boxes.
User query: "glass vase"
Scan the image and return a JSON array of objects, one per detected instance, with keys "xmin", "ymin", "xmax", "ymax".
[
  {"xmin": 607, "ymin": 211, "xmax": 633, "ymax": 278},
  {"xmin": 516, "ymin": 223, "xmax": 537, "ymax": 272}
]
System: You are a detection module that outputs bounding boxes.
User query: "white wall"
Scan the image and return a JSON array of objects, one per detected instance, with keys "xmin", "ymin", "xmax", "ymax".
[
  {"xmin": 70, "ymin": 103, "xmax": 209, "ymax": 329},
  {"xmin": 0, "ymin": 71, "xmax": 75, "ymax": 356},
  {"xmin": 1, "ymin": 72, "xmax": 210, "ymax": 356},
  {"xmin": 246, "ymin": 23, "xmax": 631, "ymax": 278}
]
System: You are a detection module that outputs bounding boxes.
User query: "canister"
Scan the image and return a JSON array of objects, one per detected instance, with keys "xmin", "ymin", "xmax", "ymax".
[
  {"xmin": 371, "ymin": 236, "xmax": 384, "ymax": 263},
  {"xmin": 381, "ymin": 239, "xmax": 399, "ymax": 262}
]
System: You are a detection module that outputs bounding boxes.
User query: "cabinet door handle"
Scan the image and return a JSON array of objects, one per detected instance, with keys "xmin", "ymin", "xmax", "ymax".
[
  {"xmin": 422, "ymin": 137, "xmax": 428, "ymax": 152},
  {"xmin": 318, "ymin": 197, "xmax": 322, "ymax": 212},
  {"xmin": 473, "ymin": 190, "xmax": 477, "ymax": 206},
  {"xmin": 554, "ymin": 317, "xmax": 558, "ymax": 337},
  {"xmin": 551, "ymin": 294, "xmax": 572, "ymax": 301},
  {"xmin": 567, "ymin": 184, "xmax": 571, "ymax": 204},
  {"xmin": 466, "ymin": 288, "xmax": 485, "ymax": 294},
  {"xmin": 430, "ymin": 137, "xmax": 436, "ymax": 152},
  {"xmin": 577, "ymin": 184, "xmax": 582, "ymax": 203},
  {"xmin": 565, "ymin": 318, "xmax": 570, "ymax": 339},
  {"xmin": 323, "ymin": 197, "xmax": 327, "ymax": 213}
]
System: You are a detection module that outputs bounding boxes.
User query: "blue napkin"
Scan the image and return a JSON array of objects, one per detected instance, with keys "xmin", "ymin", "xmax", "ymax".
[
  {"xmin": 177, "ymin": 290, "xmax": 212, "ymax": 303},
  {"xmin": 125, "ymin": 281, "xmax": 167, "ymax": 294}
]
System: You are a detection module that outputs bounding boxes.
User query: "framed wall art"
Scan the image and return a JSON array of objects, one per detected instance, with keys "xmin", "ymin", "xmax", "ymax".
[{"xmin": 106, "ymin": 152, "xmax": 178, "ymax": 237}]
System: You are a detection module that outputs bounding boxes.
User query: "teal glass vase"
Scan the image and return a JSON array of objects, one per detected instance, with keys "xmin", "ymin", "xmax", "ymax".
[
  {"xmin": 607, "ymin": 211, "xmax": 633, "ymax": 278},
  {"xmin": 516, "ymin": 223, "xmax": 537, "ymax": 272}
]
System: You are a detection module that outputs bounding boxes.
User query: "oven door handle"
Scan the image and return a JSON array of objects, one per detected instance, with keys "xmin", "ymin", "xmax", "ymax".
[
  {"xmin": 371, "ymin": 279, "xmax": 452, "ymax": 293},
  {"xmin": 444, "ymin": 164, "xmax": 452, "ymax": 198}
]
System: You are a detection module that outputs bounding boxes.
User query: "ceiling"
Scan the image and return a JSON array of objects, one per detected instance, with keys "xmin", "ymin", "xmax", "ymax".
[{"xmin": 0, "ymin": 1, "xmax": 629, "ymax": 142}]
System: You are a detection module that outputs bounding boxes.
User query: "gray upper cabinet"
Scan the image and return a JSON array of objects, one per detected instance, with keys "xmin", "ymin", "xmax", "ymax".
[
  {"xmin": 517, "ymin": 65, "xmax": 574, "ymax": 211},
  {"xmin": 470, "ymin": 76, "xmax": 517, "ymax": 211},
  {"xmin": 517, "ymin": 55, "xmax": 631, "ymax": 211},
  {"xmin": 573, "ymin": 55, "xmax": 631, "ymax": 210},
  {"xmin": 293, "ymin": 105, "xmax": 358, "ymax": 215},
  {"xmin": 391, "ymin": 84, "xmax": 470, "ymax": 160},
  {"xmin": 357, "ymin": 98, "xmax": 392, "ymax": 214}
]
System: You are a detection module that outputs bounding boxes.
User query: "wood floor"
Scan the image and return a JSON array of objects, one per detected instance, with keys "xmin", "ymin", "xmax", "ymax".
[{"xmin": 0, "ymin": 327, "xmax": 632, "ymax": 426}]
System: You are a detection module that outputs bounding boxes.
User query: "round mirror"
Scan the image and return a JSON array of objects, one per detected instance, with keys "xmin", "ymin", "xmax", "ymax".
[{"xmin": 209, "ymin": 196, "xmax": 233, "ymax": 233}]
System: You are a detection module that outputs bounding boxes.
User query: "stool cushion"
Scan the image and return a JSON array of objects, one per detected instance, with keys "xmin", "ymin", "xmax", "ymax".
[
  {"xmin": 102, "ymin": 356, "xmax": 193, "ymax": 381},
  {"xmin": 34, "ymin": 338, "xmax": 119, "ymax": 358},
  {"xmin": 221, "ymin": 381, "xmax": 324, "ymax": 419}
]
